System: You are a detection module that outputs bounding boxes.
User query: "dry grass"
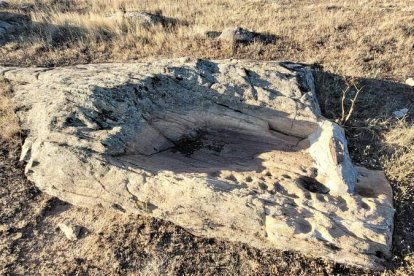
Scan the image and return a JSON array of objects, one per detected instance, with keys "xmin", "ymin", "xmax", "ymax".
[
  {"xmin": 0, "ymin": 0, "xmax": 413, "ymax": 80},
  {"xmin": 0, "ymin": 78, "xmax": 19, "ymax": 142},
  {"xmin": 0, "ymin": 0, "xmax": 414, "ymax": 274},
  {"xmin": 384, "ymin": 121, "xmax": 414, "ymax": 184}
]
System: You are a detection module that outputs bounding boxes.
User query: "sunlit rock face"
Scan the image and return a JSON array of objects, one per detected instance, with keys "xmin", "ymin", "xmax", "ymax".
[{"xmin": 2, "ymin": 58, "xmax": 393, "ymax": 269}]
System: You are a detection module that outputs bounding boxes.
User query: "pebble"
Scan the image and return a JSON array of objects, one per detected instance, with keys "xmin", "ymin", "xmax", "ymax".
[
  {"xmin": 58, "ymin": 222, "xmax": 81, "ymax": 241},
  {"xmin": 393, "ymin": 108, "xmax": 409, "ymax": 119},
  {"xmin": 405, "ymin": 78, "xmax": 414, "ymax": 87}
]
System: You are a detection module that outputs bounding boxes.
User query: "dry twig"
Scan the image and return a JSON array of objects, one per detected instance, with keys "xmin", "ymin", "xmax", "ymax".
[{"xmin": 340, "ymin": 80, "xmax": 364, "ymax": 125}]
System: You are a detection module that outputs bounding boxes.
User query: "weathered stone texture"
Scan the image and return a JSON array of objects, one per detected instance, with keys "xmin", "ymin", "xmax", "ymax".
[{"xmin": 2, "ymin": 59, "xmax": 394, "ymax": 269}]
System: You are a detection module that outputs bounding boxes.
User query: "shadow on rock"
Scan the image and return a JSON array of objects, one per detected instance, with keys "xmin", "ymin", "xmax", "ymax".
[{"xmin": 85, "ymin": 63, "xmax": 316, "ymax": 177}]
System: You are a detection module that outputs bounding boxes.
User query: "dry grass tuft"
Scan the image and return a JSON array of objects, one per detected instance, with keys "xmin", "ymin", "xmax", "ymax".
[
  {"xmin": 384, "ymin": 121, "xmax": 414, "ymax": 184},
  {"xmin": 0, "ymin": 0, "xmax": 412, "ymax": 80},
  {"xmin": 0, "ymin": 78, "xmax": 19, "ymax": 142}
]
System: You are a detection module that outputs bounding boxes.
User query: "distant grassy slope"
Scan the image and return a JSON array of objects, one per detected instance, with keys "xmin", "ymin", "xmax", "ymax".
[{"xmin": 0, "ymin": 0, "xmax": 413, "ymax": 80}]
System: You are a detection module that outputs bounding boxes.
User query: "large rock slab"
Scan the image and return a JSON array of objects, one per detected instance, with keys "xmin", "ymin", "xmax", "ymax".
[{"xmin": 2, "ymin": 59, "xmax": 393, "ymax": 269}]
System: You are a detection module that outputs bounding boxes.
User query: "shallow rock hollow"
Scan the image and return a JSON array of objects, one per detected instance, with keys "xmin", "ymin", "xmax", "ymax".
[{"xmin": 2, "ymin": 58, "xmax": 394, "ymax": 269}]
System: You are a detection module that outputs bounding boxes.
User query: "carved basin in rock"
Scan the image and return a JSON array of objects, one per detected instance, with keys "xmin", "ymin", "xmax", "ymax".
[{"xmin": 2, "ymin": 59, "xmax": 394, "ymax": 269}]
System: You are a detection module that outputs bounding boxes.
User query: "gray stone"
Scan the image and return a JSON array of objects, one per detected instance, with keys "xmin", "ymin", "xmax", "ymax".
[
  {"xmin": 58, "ymin": 222, "xmax": 81, "ymax": 241},
  {"xmin": 107, "ymin": 11, "xmax": 178, "ymax": 28},
  {"xmin": 0, "ymin": 1, "xmax": 9, "ymax": 8},
  {"xmin": 123, "ymin": 11, "xmax": 165, "ymax": 27},
  {"xmin": 219, "ymin": 27, "xmax": 256, "ymax": 43},
  {"xmin": 203, "ymin": 30, "xmax": 222, "ymax": 39},
  {"xmin": 393, "ymin": 108, "xmax": 409, "ymax": 119},
  {"xmin": 3, "ymin": 59, "xmax": 394, "ymax": 269},
  {"xmin": 406, "ymin": 77, "xmax": 414, "ymax": 87},
  {"xmin": 217, "ymin": 27, "xmax": 277, "ymax": 44}
]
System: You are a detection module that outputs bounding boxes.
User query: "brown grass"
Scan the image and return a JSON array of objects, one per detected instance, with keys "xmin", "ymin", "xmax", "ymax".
[
  {"xmin": 0, "ymin": 0, "xmax": 413, "ymax": 80},
  {"xmin": 384, "ymin": 121, "xmax": 414, "ymax": 183},
  {"xmin": 0, "ymin": 78, "xmax": 19, "ymax": 142},
  {"xmin": 0, "ymin": 0, "xmax": 414, "ymax": 274}
]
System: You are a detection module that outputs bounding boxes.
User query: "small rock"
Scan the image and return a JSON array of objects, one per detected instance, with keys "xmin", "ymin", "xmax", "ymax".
[
  {"xmin": 107, "ymin": 11, "xmax": 178, "ymax": 28},
  {"xmin": 203, "ymin": 30, "xmax": 222, "ymax": 39},
  {"xmin": 217, "ymin": 26, "xmax": 277, "ymax": 44},
  {"xmin": 58, "ymin": 222, "xmax": 81, "ymax": 241},
  {"xmin": 0, "ymin": 1, "xmax": 9, "ymax": 8},
  {"xmin": 123, "ymin": 11, "xmax": 164, "ymax": 27},
  {"xmin": 219, "ymin": 26, "xmax": 256, "ymax": 43},
  {"xmin": 393, "ymin": 108, "xmax": 409, "ymax": 119},
  {"xmin": 406, "ymin": 78, "xmax": 414, "ymax": 87}
]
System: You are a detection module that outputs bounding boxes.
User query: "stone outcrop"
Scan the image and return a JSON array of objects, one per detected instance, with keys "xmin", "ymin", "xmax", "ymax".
[
  {"xmin": 106, "ymin": 11, "xmax": 180, "ymax": 28},
  {"xmin": 2, "ymin": 58, "xmax": 394, "ymax": 269},
  {"xmin": 219, "ymin": 27, "xmax": 257, "ymax": 43},
  {"xmin": 202, "ymin": 26, "xmax": 277, "ymax": 44}
]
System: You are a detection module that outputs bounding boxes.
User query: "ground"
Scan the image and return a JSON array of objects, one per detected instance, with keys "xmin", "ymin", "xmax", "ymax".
[{"xmin": 0, "ymin": 0, "xmax": 413, "ymax": 274}]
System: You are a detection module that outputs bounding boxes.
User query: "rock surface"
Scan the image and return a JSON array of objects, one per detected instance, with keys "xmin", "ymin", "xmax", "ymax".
[
  {"xmin": 218, "ymin": 27, "xmax": 277, "ymax": 44},
  {"xmin": 219, "ymin": 27, "xmax": 256, "ymax": 43},
  {"xmin": 2, "ymin": 59, "xmax": 394, "ymax": 269},
  {"xmin": 107, "ymin": 11, "xmax": 179, "ymax": 28}
]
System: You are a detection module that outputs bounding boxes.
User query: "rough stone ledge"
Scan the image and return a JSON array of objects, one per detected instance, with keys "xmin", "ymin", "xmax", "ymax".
[{"xmin": 1, "ymin": 58, "xmax": 394, "ymax": 269}]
